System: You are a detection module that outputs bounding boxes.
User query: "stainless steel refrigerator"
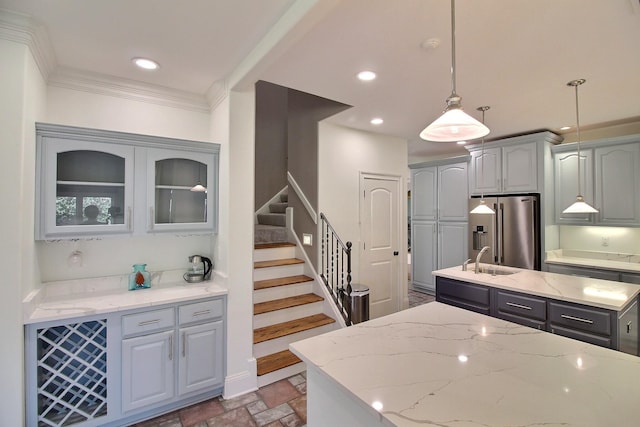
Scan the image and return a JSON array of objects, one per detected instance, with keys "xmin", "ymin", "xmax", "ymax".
[{"xmin": 468, "ymin": 194, "xmax": 541, "ymax": 270}]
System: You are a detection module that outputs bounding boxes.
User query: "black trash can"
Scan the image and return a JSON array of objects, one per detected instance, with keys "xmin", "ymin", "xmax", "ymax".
[{"xmin": 350, "ymin": 284, "xmax": 370, "ymax": 324}]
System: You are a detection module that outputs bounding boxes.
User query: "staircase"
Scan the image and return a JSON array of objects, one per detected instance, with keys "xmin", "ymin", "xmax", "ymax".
[
  {"xmin": 253, "ymin": 241, "xmax": 337, "ymax": 387},
  {"xmin": 255, "ymin": 193, "xmax": 289, "ymax": 244}
]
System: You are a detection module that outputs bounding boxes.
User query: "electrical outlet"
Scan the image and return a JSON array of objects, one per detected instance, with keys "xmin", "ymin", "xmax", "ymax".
[{"xmin": 601, "ymin": 236, "xmax": 609, "ymax": 247}]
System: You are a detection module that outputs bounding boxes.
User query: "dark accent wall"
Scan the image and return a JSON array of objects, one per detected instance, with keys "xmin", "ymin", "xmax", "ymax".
[
  {"xmin": 254, "ymin": 81, "xmax": 289, "ymax": 209},
  {"xmin": 254, "ymin": 81, "xmax": 350, "ymax": 269}
]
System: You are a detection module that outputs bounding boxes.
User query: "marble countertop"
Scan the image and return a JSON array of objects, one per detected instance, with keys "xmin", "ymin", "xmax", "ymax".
[
  {"xmin": 433, "ymin": 264, "xmax": 639, "ymax": 310},
  {"xmin": 23, "ymin": 269, "xmax": 228, "ymax": 324},
  {"xmin": 290, "ymin": 302, "xmax": 640, "ymax": 427},
  {"xmin": 546, "ymin": 249, "xmax": 640, "ymax": 274}
]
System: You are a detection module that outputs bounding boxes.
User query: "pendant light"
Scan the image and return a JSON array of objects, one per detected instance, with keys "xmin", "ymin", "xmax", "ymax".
[
  {"xmin": 190, "ymin": 163, "xmax": 207, "ymax": 192},
  {"xmin": 470, "ymin": 106, "xmax": 495, "ymax": 215},
  {"xmin": 562, "ymin": 79, "xmax": 598, "ymax": 214},
  {"xmin": 420, "ymin": 0, "xmax": 489, "ymax": 142}
]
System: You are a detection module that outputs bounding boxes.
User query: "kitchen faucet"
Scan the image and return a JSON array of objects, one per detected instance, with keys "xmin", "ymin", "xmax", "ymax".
[{"xmin": 475, "ymin": 246, "xmax": 490, "ymax": 274}]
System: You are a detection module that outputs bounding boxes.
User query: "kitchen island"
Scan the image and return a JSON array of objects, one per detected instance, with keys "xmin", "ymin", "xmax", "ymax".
[{"xmin": 290, "ymin": 301, "xmax": 640, "ymax": 427}]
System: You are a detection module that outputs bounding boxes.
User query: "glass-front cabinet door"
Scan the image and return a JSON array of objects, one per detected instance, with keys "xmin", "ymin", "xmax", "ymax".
[
  {"xmin": 146, "ymin": 148, "xmax": 216, "ymax": 233},
  {"xmin": 37, "ymin": 138, "xmax": 134, "ymax": 239}
]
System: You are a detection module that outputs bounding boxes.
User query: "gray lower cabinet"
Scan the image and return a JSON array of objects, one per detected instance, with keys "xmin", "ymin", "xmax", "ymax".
[
  {"xmin": 435, "ymin": 276, "xmax": 638, "ymax": 355},
  {"xmin": 25, "ymin": 296, "xmax": 226, "ymax": 427}
]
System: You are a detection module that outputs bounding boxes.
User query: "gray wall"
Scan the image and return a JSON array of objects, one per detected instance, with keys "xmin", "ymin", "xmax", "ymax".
[{"xmin": 254, "ymin": 81, "xmax": 289, "ymax": 209}]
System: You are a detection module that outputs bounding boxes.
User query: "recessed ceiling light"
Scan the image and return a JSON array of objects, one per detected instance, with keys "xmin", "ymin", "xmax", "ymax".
[
  {"xmin": 133, "ymin": 57, "xmax": 160, "ymax": 70},
  {"xmin": 560, "ymin": 126, "xmax": 571, "ymax": 131},
  {"xmin": 370, "ymin": 118, "xmax": 384, "ymax": 125},
  {"xmin": 357, "ymin": 70, "xmax": 376, "ymax": 81},
  {"xmin": 457, "ymin": 140, "xmax": 467, "ymax": 145}
]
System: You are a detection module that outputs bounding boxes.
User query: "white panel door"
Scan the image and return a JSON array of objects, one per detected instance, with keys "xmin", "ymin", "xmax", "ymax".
[
  {"xmin": 179, "ymin": 321, "xmax": 224, "ymax": 395},
  {"xmin": 411, "ymin": 221, "xmax": 437, "ymax": 293},
  {"xmin": 122, "ymin": 331, "xmax": 175, "ymax": 412},
  {"xmin": 360, "ymin": 175, "xmax": 400, "ymax": 319}
]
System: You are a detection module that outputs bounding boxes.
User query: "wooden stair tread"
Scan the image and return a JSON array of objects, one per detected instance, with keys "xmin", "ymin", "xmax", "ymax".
[
  {"xmin": 255, "ymin": 242, "xmax": 296, "ymax": 250},
  {"xmin": 254, "ymin": 313, "xmax": 336, "ymax": 344},
  {"xmin": 254, "ymin": 275, "xmax": 314, "ymax": 290},
  {"xmin": 257, "ymin": 350, "xmax": 302, "ymax": 376},
  {"xmin": 254, "ymin": 294, "xmax": 324, "ymax": 315},
  {"xmin": 254, "ymin": 258, "xmax": 304, "ymax": 269}
]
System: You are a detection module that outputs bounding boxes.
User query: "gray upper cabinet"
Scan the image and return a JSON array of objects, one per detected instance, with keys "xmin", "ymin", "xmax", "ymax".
[
  {"xmin": 552, "ymin": 134, "xmax": 640, "ymax": 227},
  {"xmin": 438, "ymin": 163, "xmax": 468, "ymax": 221},
  {"xmin": 35, "ymin": 123, "xmax": 220, "ymax": 240},
  {"xmin": 411, "ymin": 167, "xmax": 437, "ymax": 221},
  {"xmin": 554, "ymin": 149, "xmax": 594, "ymax": 224},
  {"xmin": 467, "ymin": 132, "xmax": 561, "ymax": 196},
  {"xmin": 594, "ymin": 142, "xmax": 640, "ymax": 225}
]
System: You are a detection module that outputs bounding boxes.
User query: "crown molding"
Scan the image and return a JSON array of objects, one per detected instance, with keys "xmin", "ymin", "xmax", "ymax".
[
  {"xmin": 0, "ymin": 8, "xmax": 56, "ymax": 79},
  {"xmin": 49, "ymin": 67, "xmax": 211, "ymax": 114},
  {"xmin": 206, "ymin": 79, "xmax": 230, "ymax": 110}
]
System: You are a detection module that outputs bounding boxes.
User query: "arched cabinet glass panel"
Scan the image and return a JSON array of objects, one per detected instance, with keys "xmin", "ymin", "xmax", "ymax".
[
  {"xmin": 37, "ymin": 136, "xmax": 134, "ymax": 239},
  {"xmin": 147, "ymin": 149, "xmax": 216, "ymax": 232}
]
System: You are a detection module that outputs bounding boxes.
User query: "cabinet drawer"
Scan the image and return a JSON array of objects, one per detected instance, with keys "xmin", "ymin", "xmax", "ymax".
[
  {"xmin": 436, "ymin": 277, "xmax": 490, "ymax": 315},
  {"xmin": 496, "ymin": 290, "xmax": 546, "ymax": 321},
  {"xmin": 549, "ymin": 301, "xmax": 612, "ymax": 336},
  {"xmin": 179, "ymin": 299, "xmax": 223, "ymax": 325},
  {"xmin": 122, "ymin": 308, "xmax": 175, "ymax": 337}
]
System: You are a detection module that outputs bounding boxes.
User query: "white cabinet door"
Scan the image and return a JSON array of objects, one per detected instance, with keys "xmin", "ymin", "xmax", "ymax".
[
  {"xmin": 502, "ymin": 142, "xmax": 537, "ymax": 192},
  {"xmin": 595, "ymin": 143, "xmax": 640, "ymax": 225},
  {"xmin": 411, "ymin": 221, "xmax": 437, "ymax": 293},
  {"xmin": 178, "ymin": 321, "xmax": 224, "ymax": 396},
  {"xmin": 122, "ymin": 331, "xmax": 175, "ymax": 412},
  {"xmin": 469, "ymin": 147, "xmax": 500, "ymax": 195},
  {"xmin": 438, "ymin": 163, "xmax": 468, "ymax": 221},
  {"xmin": 411, "ymin": 168, "xmax": 437, "ymax": 221},
  {"xmin": 146, "ymin": 148, "xmax": 216, "ymax": 233},
  {"xmin": 438, "ymin": 222, "xmax": 468, "ymax": 269},
  {"xmin": 554, "ymin": 149, "xmax": 594, "ymax": 224},
  {"xmin": 37, "ymin": 137, "xmax": 135, "ymax": 239}
]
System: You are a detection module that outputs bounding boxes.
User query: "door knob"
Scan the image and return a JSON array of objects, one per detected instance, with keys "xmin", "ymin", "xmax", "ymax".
[{"xmin": 393, "ymin": 251, "xmax": 399, "ymax": 256}]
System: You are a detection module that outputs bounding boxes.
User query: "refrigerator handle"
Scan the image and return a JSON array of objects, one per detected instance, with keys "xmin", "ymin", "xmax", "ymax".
[
  {"xmin": 499, "ymin": 203, "xmax": 505, "ymax": 264},
  {"xmin": 493, "ymin": 202, "xmax": 499, "ymax": 264},
  {"xmin": 533, "ymin": 198, "xmax": 541, "ymax": 270}
]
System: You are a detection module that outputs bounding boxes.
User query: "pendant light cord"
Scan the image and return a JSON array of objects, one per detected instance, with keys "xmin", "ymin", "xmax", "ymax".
[
  {"xmin": 574, "ymin": 82, "xmax": 582, "ymax": 197},
  {"xmin": 477, "ymin": 106, "xmax": 490, "ymax": 199},
  {"xmin": 450, "ymin": 0, "xmax": 457, "ymax": 97}
]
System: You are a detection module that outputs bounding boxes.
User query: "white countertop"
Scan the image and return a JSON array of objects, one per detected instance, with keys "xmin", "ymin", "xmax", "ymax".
[
  {"xmin": 23, "ymin": 269, "xmax": 228, "ymax": 324},
  {"xmin": 433, "ymin": 264, "xmax": 640, "ymax": 310},
  {"xmin": 290, "ymin": 302, "xmax": 640, "ymax": 427},
  {"xmin": 546, "ymin": 249, "xmax": 640, "ymax": 274}
]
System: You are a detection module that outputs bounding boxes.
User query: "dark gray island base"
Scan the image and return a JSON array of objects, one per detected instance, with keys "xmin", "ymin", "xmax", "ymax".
[{"xmin": 434, "ymin": 266, "xmax": 639, "ymax": 355}]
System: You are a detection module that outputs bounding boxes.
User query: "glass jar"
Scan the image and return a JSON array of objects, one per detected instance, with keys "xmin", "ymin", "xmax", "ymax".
[{"xmin": 128, "ymin": 264, "xmax": 151, "ymax": 291}]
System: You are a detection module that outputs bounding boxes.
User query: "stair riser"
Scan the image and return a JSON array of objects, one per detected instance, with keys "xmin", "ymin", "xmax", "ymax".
[
  {"xmin": 254, "ymin": 302, "xmax": 325, "ymax": 329},
  {"xmin": 253, "ymin": 282, "xmax": 314, "ymax": 303},
  {"xmin": 257, "ymin": 362, "xmax": 305, "ymax": 388},
  {"xmin": 257, "ymin": 213, "xmax": 286, "ymax": 227},
  {"xmin": 253, "ymin": 246, "xmax": 296, "ymax": 262},
  {"xmin": 254, "ymin": 264, "xmax": 305, "ymax": 281},
  {"xmin": 253, "ymin": 323, "xmax": 337, "ymax": 358}
]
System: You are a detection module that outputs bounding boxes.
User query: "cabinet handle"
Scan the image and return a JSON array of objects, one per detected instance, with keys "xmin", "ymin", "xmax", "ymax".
[
  {"xmin": 169, "ymin": 334, "xmax": 173, "ymax": 361},
  {"xmin": 182, "ymin": 332, "xmax": 186, "ymax": 358},
  {"xmin": 149, "ymin": 207, "xmax": 154, "ymax": 230},
  {"xmin": 138, "ymin": 319, "xmax": 160, "ymax": 327},
  {"xmin": 627, "ymin": 321, "xmax": 632, "ymax": 334},
  {"xmin": 506, "ymin": 302, "xmax": 532, "ymax": 311},
  {"xmin": 127, "ymin": 206, "xmax": 132, "ymax": 230},
  {"xmin": 192, "ymin": 309, "xmax": 211, "ymax": 317},
  {"xmin": 561, "ymin": 314, "xmax": 594, "ymax": 324}
]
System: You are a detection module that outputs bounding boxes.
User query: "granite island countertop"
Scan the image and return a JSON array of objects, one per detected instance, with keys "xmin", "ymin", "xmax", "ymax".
[
  {"xmin": 23, "ymin": 269, "xmax": 228, "ymax": 324},
  {"xmin": 290, "ymin": 302, "xmax": 640, "ymax": 427},
  {"xmin": 433, "ymin": 263, "xmax": 640, "ymax": 311}
]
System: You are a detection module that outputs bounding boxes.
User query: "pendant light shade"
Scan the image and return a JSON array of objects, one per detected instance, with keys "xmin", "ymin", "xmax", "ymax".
[
  {"xmin": 190, "ymin": 184, "xmax": 207, "ymax": 192},
  {"xmin": 562, "ymin": 79, "xmax": 598, "ymax": 214},
  {"xmin": 420, "ymin": 0, "xmax": 489, "ymax": 142},
  {"xmin": 470, "ymin": 106, "xmax": 495, "ymax": 215}
]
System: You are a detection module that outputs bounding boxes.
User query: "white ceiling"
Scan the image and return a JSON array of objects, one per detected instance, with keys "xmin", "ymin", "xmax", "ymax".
[{"xmin": 2, "ymin": 0, "xmax": 640, "ymax": 161}]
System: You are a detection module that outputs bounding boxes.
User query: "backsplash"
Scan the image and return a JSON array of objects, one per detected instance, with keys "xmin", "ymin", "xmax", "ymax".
[{"xmin": 559, "ymin": 226, "xmax": 640, "ymax": 255}]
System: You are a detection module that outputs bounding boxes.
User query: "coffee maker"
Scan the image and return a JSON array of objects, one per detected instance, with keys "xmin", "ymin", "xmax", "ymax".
[{"xmin": 183, "ymin": 255, "xmax": 213, "ymax": 283}]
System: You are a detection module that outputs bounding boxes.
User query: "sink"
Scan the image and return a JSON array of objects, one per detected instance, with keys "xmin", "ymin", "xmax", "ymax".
[{"xmin": 473, "ymin": 267, "xmax": 517, "ymax": 276}]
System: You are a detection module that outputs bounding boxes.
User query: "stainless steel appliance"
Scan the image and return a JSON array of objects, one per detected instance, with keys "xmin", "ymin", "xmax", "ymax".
[
  {"xmin": 183, "ymin": 255, "xmax": 213, "ymax": 282},
  {"xmin": 469, "ymin": 194, "xmax": 540, "ymax": 270}
]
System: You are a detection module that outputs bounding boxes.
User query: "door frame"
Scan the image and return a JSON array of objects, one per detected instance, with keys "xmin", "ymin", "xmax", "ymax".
[{"xmin": 359, "ymin": 172, "xmax": 405, "ymax": 314}]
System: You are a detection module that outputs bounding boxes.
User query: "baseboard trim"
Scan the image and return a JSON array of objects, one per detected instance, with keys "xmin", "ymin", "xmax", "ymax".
[{"xmin": 223, "ymin": 359, "xmax": 258, "ymax": 399}]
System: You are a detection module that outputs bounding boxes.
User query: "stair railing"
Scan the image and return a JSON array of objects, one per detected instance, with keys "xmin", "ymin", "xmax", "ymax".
[{"xmin": 319, "ymin": 213, "xmax": 353, "ymax": 326}]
